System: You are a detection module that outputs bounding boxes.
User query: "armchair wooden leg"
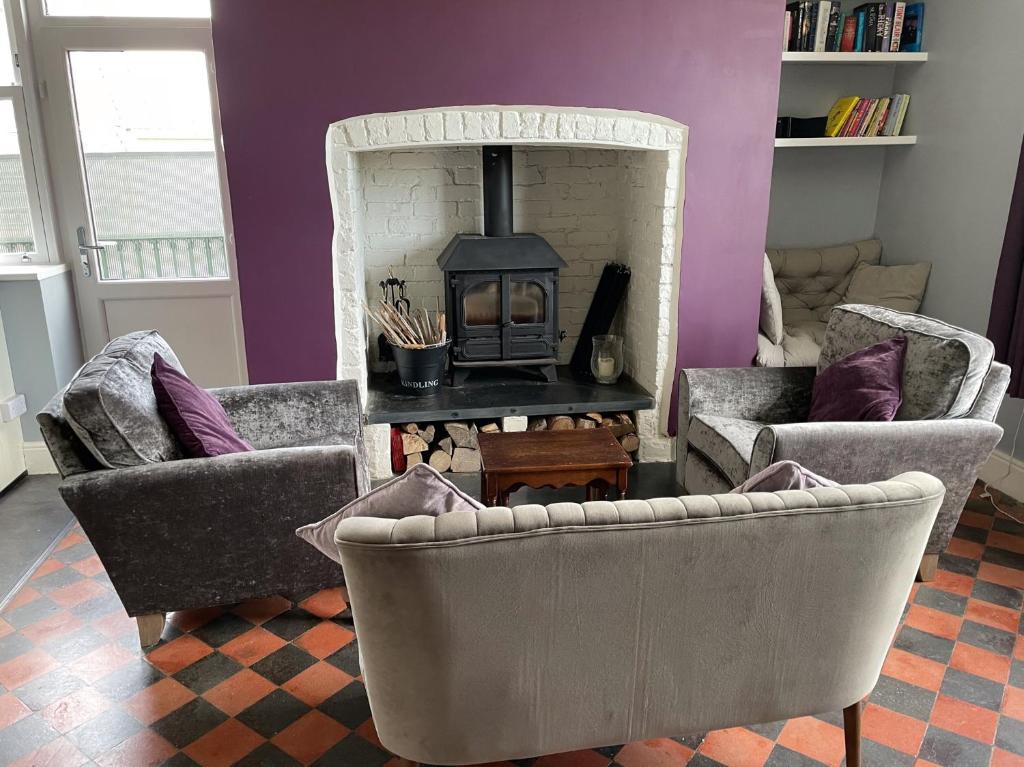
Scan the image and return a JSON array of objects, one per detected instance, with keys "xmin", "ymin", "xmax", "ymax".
[
  {"xmin": 917, "ymin": 553, "xmax": 939, "ymax": 582},
  {"xmin": 137, "ymin": 613, "xmax": 166, "ymax": 648},
  {"xmin": 843, "ymin": 701, "xmax": 862, "ymax": 767}
]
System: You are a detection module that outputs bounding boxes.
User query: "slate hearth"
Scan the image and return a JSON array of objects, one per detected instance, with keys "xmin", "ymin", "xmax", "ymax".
[{"xmin": 365, "ymin": 365, "xmax": 653, "ymax": 425}]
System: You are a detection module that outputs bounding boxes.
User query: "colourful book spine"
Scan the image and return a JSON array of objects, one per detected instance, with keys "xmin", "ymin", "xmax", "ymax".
[
  {"xmin": 854, "ymin": 9, "xmax": 867, "ymax": 51},
  {"xmin": 814, "ymin": 1, "xmax": 831, "ymax": 52},
  {"xmin": 902, "ymin": 3, "xmax": 925, "ymax": 52},
  {"xmin": 867, "ymin": 97, "xmax": 890, "ymax": 136},
  {"xmin": 825, "ymin": 2, "xmax": 842, "ymax": 52},
  {"xmin": 857, "ymin": 99, "xmax": 879, "ymax": 136},
  {"xmin": 841, "ymin": 99, "xmax": 869, "ymax": 137},
  {"xmin": 840, "ymin": 16, "xmax": 858, "ymax": 51},
  {"xmin": 890, "ymin": 2, "xmax": 906, "ymax": 51},
  {"xmin": 826, "ymin": 97, "xmax": 860, "ymax": 137},
  {"xmin": 784, "ymin": 10, "xmax": 792, "ymax": 50},
  {"xmin": 865, "ymin": 4, "xmax": 878, "ymax": 51},
  {"xmin": 881, "ymin": 2, "xmax": 895, "ymax": 52}
]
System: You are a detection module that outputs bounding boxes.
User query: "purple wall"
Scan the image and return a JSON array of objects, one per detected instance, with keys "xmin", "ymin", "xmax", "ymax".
[{"xmin": 211, "ymin": 0, "xmax": 782, "ymax": 416}]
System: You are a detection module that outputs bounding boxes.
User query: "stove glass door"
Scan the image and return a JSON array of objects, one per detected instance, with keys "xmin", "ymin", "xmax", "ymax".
[
  {"xmin": 462, "ymin": 280, "xmax": 500, "ymax": 326},
  {"xmin": 510, "ymin": 280, "xmax": 546, "ymax": 324}
]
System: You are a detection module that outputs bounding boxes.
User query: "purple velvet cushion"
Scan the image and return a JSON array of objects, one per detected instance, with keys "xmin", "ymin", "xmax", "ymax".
[
  {"xmin": 151, "ymin": 353, "xmax": 253, "ymax": 458},
  {"xmin": 809, "ymin": 336, "xmax": 907, "ymax": 422},
  {"xmin": 296, "ymin": 463, "xmax": 485, "ymax": 564},
  {"xmin": 731, "ymin": 460, "xmax": 839, "ymax": 493}
]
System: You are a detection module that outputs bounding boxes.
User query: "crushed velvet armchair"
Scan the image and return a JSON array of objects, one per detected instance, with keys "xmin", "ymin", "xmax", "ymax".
[
  {"xmin": 39, "ymin": 351, "xmax": 369, "ymax": 646},
  {"xmin": 678, "ymin": 304, "xmax": 1008, "ymax": 581}
]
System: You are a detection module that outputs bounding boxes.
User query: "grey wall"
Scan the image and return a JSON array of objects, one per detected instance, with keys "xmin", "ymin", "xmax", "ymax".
[
  {"xmin": 767, "ymin": 28, "xmax": 898, "ymax": 248},
  {"xmin": 0, "ymin": 273, "xmax": 83, "ymax": 441},
  {"xmin": 873, "ymin": 0, "xmax": 1024, "ymax": 456}
]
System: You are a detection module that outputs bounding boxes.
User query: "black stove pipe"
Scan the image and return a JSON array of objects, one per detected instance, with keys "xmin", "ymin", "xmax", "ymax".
[{"xmin": 482, "ymin": 145, "xmax": 513, "ymax": 237}]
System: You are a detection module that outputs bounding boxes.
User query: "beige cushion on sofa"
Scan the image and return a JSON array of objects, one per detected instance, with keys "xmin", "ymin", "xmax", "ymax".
[
  {"xmin": 842, "ymin": 262, "xmax": 931, "ymax": 313},
  {"xmin": 759, "ymin": 254, "xmax": 785, "ymax": 345},
  {"xmin": 767, "ymin": 239, "xmax": 882, "ymax": 326}
]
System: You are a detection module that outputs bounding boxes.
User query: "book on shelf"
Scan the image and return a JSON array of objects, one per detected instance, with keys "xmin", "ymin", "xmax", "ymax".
[
  {"xmin": 825, "ymin": 94, "xmax": 911, "ymax": 138},
  {"xmin": 785, "ymin": 1, "xmax": 922, "ymax": 53}
]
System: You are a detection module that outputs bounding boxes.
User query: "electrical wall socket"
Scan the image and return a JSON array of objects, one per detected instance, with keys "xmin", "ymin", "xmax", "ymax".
[{"xmin": 0, "ymin": 394, "xmax": 27, "ymax": 423}]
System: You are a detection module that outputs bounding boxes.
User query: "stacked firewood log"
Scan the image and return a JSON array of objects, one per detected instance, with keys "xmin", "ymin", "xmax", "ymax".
[
  {"xmin": 526, "ymin": 412, "xmax": 640, "ymax": 454},
  {"xmin": 392, "ymin": 412, "xmax": 639, "ymax": 473}
]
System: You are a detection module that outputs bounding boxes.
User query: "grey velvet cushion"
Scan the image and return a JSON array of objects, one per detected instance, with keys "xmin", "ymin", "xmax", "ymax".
[
  {"xmin": 841, "ymin": 262, "xmax": 931, "ymax": 313},
  {"xmin": 296, "ymin": 463, "xmax": 483, "ymax": 563},
  {"xmin": 62, "ymin": 330, "xmax": 185, "ymax": 468},
  {"xmin": 687, "ymin": 415, "xmax": 765, "ymax": 487},
  {"xmin": 760, "ymin": 253, "xmax": 785, "ymax": 345},
  {"xmin": 818, "ymin": 304, "xmax": 995, "ymax": 420}
]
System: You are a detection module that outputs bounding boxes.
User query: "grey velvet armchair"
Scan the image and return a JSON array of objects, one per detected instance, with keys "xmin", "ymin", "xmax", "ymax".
[
  {"xmin": 678, "ymin": 304, "xmax": 1008, "ymax": 581},
  {"xmin": 38, "ymin": 335, "xmax": 369, "ymax": 647}
]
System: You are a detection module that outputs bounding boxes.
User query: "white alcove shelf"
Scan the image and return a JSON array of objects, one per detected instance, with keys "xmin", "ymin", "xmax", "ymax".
[{"xmin": 775, "ymin": 135, "xmax": 918, "ymax": 148}]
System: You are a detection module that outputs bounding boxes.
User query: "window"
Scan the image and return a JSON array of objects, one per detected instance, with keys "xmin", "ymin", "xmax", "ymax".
[
  {"xmin": 43, "ymin": 0, "xmax": 209, "ymax": 17},
  {"xmin": 0, "ymin": 1, "xmax": 52, "ymax": 263}
]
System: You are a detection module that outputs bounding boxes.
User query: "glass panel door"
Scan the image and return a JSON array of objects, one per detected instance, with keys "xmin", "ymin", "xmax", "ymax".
[
  {"xmin": 68, "ymin": 49, "xmax": 227, "ymax": 280},
  {"xmin": 0, "ymin": 99, "xmax": 36, "ymax": 256}
]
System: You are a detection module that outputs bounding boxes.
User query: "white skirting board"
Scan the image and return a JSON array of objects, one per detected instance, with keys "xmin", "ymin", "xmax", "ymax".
[
  {"xmin": 980, "ymin": 449, "xmax": 1024, "ymax": 502},
  {"xmin": 23, "ymin": 441, "xmax": 57, "ymax": 475}
]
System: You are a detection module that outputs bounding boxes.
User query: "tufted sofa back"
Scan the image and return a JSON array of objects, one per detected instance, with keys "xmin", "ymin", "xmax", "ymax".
[
  {"xmin": 336, "ymin": 472, "xmax": 943, "ymax": 765},
  {"xmin": 766, "ymin": 239, "xmax": 882, "ymax": 326}
]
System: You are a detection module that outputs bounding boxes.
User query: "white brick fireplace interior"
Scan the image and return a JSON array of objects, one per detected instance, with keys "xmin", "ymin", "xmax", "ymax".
[{"xmin": 326, "ymin": 107, "xmax": 687, "ymax": 478}]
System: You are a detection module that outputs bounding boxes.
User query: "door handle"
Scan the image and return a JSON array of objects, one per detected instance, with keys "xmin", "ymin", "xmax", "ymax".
[{"xmin": 76, "ymin": 226, "xmax": 103, "ymax": 278}]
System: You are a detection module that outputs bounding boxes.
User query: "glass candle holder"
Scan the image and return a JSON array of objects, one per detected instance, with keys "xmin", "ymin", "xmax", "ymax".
[{"xmin": 591, "ymin": 334, "xmax": 624, "ymax": 384}]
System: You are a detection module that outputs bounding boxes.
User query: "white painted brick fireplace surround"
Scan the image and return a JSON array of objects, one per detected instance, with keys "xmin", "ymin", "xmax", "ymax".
[{"xmin": 326, "ymin": 106, "xmax": 687, "ymax": 478}]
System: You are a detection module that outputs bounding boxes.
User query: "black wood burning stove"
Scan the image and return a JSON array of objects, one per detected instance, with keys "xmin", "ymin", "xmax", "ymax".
[{"xmin": 438, "ymin": 145, "xmax": 566, "ymax": 385}]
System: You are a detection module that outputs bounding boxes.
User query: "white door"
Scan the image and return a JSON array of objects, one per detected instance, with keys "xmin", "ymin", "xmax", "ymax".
[{"xmin": 31, "ymin": 9, "xmax": 246, "ymax": 387}]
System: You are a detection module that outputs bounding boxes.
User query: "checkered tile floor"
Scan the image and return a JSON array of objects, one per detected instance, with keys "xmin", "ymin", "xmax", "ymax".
[{"xmin": 1, "ymin": 485, "xmax": 1023, "ymax": 766}]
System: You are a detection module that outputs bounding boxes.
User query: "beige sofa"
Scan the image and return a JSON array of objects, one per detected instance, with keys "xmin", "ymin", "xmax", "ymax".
[
  {"xmin": 757, "ymin": 239, "xmax": 930, "ymax": 366},
  {"xmin": 336, "ymin": 472, "xmax": 944, "ymax": 766}
]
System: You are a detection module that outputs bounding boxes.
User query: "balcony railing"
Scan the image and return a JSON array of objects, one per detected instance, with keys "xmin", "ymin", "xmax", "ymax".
[{"xmin": 0, "ymin": 235, "xmax": 228, "ymax": 280}]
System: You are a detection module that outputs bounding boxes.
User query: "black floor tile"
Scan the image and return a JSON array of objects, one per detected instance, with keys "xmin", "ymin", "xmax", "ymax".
[
  {"xmin": 190, "ymin": 613, "xmax": 256, "ymax": 648},
  {"xmin": 250, "ymin": 644, "xmax": 317, "ymax": 686},
  {"xmin": 919, "ymin": 725, "xmax": 992, "ymax": 766},
  {"xmin": 66, "ymin": 707, "xmax": 143, "ymax": 759},
  {"xmin": 940, "ymin": 668, "xmax": 1005, "ymax": 711},
  {"xmin": 997, "ymin": 716, "xmax": 1024, "ymax": 757},
  {"xmin": 894, "ymin": 626, "xmax": 955, "ymax": 663},
  {"xmin": 318, "ymin": 681, "xmax": 372, "ymax": 729},
  {"xmin": 261, "ymin": 608, "xmax": 323, "ymax": 641},
  {"xmin": 91, "ymin": 659, "xmax": 165, "ymax": 701},
  {"xmin": 972, "ymin": 579, "xmax": 1023, "ymax": 610},
  {"xmin": 915, "ymin": 587, "xmax": 968, "ymax": 617},
  {"xmin": 151, "ymin": 697, "xmax": 228, "ymax": 749},
  {"xmin": 235, "ymin": 742, "xmax": 303, "ymax": 766},
  {"xmin": 313, "ymin": 733, "xmax": 391, "ymax": 767},
  {"xmin": 324, "ymin": 641, "xmax": 361, "ymax": 677},
  {"xmin": 236, "ymin": 688, "xmax": 309, "ymax": 739},
  {"xmin": 764, "ymin": 745, "xmax": 824, "ymax": 766},
  {"xmin": 12, "ymin": 666, "xmax": 88, "ymax": 710},
  {"xmin": 0, "ymin": 713, "xmax": 61, "ymax": 763},
  {"xmin": 940, "ymin": 553, "xmax": 981, "ymax": 577},
  {"xmin": 42, "ymin": 626, "xmax": 108, "ymax": 664},
  {"xmin": 869, "ymin": 675, "xmax": 936, "ymax": 721},
  {"xmin": 172, "ymin": 652, "xmax": 243, "ymax": 694},
  {"xmin": 959, "ymin": 620, "xmax": 1016, "ymax": 656}
]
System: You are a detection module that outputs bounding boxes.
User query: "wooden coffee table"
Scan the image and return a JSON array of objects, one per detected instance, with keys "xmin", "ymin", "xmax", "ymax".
[{"xmin": 477, "ymin": 427, "xmax": 633, "ymax": 506}]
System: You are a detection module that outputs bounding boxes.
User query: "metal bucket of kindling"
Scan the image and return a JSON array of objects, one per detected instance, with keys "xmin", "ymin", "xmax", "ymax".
[{"xmin": 390, "ymin": 341, "xmax": 450, "ymax": 397}]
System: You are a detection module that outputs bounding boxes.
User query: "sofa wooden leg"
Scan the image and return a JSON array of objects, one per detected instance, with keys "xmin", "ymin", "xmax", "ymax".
[
  {"xmin": 843, "ymin": 700, "xmax": 862, "ymax": 767},
  {"xmin": 137, "ymin": 613, "xmax": 166, "ymax": 648},
  {"xmin": 917, "ymin": 553, "xmax": 939, "ymax": 582}
]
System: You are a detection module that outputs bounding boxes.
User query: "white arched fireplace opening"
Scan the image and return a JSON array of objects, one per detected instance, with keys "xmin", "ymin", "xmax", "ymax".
[{"xmin": 326, "ymin": 106, "xmax": 687, "ymax": 478}]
